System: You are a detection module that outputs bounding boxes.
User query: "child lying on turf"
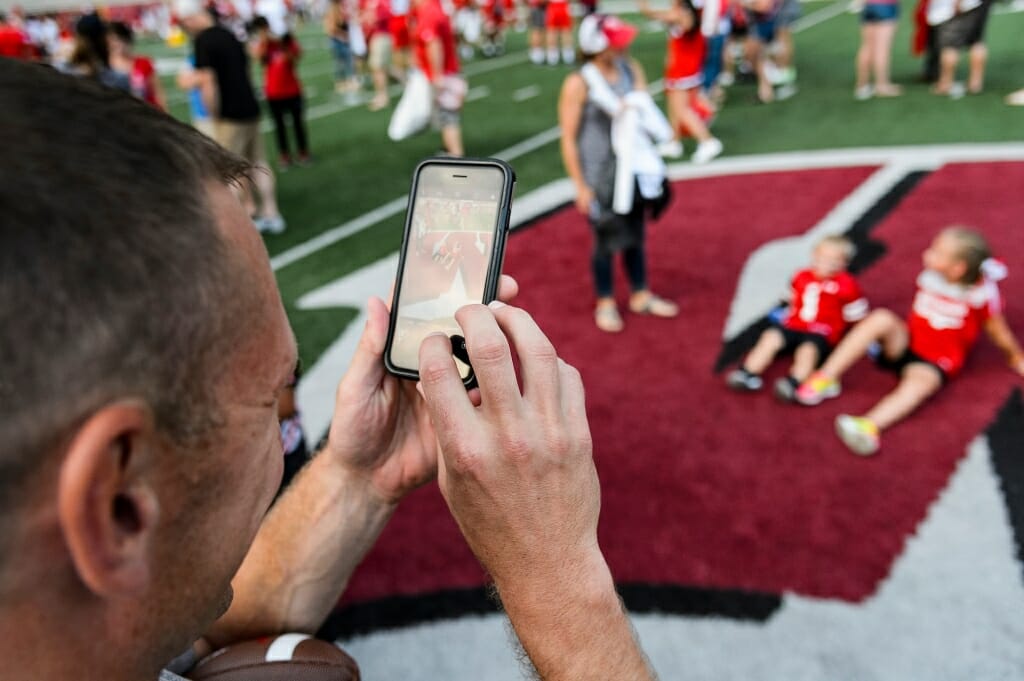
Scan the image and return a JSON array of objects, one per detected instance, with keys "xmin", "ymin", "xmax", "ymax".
[
  {"xmin": 795, "ymin": 226, "xmax": 1024, "ymax": 456},
  {"xmin": 728, "ymin": 235, "xmax": 869, "ymax": 401}
]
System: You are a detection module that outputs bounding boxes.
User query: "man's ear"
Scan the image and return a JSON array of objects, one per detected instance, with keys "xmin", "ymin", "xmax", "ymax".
[{"xmin": 57, "ymin": 401, "xmax": 161, "ymax": 598}]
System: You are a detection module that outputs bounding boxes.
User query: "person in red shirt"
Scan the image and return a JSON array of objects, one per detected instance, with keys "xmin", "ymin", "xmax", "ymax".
[
  {"xmin": 410, "ymin": 0, "xmax": 466, "ymax": 155},
  {"xmin": 728, "ymin": 235, "xmax": 868, "ymax": 400},
  {"xmin": 796, "ymin": 227, "xmax": 1024, "ymax": 456},
  {"xmin": 640, "ymin": 0, "xmax": 723, "ymax": 163},
  {"xmin": 0, "ymin": 12, "xmax": 33, "ymax": 60},
  {"xmin": 544, "ymin": 0, "xmax": 573, "ymax": 64},
  {"xmin": 251, "ymin": 16, "xmax": 310, "ymax": 167},
  {"xmin": 108, "ymin": 21, "xmax": 167, "ymax": 110}
]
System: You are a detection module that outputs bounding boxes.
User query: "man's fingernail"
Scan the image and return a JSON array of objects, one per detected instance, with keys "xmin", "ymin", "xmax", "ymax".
[
  {"xmin": 425, "ymin": 332, "xmax": 448, "ymax": 339},
  {"xmin": 488, "ymin": 300, "xmax": 506, "ymax": 310},
  {"xmin": 415, "ymin": 382, "xmax": 425, "ymax": 398}
]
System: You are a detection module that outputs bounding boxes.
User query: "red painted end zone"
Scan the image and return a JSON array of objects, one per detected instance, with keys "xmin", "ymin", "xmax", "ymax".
[{"xmin": 341, "ymin": 162, "xmax": 1024, "ymax": 606}]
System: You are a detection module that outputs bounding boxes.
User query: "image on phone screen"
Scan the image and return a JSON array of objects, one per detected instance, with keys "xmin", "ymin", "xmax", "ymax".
[{"xmin": 388, "ymin": 164, "xmax": 506, "ymax": 379}]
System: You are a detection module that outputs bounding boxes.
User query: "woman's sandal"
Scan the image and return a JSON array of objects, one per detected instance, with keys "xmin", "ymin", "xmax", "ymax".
[
  {"xmin": 595, "ymin": 304, "xmax": 624, "ymax": 333},
  {"xmin": 629, "ymin": 293, "xmax": 679, "ymax": 318}
]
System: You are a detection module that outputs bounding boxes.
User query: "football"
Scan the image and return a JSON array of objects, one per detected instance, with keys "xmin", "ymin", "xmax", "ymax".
[{"xmin": 188, "ymin": 634, "xmax": 360, "ymax": 681}]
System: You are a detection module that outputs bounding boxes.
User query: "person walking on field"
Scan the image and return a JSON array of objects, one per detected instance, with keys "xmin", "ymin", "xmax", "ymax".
[{"xmin": 175, "ymin": 0, "xmax": 286, "ymax": 234}]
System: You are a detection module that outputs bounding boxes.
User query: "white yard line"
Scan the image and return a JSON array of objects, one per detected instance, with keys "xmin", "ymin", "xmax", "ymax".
[
  {"xmin": 466, "ymin": 85, "xmax": 492, "ymax": 102},
  {"xmin": 512, "ymin": 84, "xmax": 542, "ymax": 102}
]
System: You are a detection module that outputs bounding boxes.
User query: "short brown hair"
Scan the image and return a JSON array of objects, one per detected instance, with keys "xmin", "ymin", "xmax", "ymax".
[{"xmin": 0, "ymin": 61, "xmax": 253, "ymax": 544}]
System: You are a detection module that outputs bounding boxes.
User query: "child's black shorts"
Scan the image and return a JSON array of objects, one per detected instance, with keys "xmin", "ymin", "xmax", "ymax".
[
  {"xmin": 772, "ymin": 323, "xmax": 832, "ymax": 360},
  {"xmin": 872, "ymin": 347, "xmax": 948, "ymax": 384}
]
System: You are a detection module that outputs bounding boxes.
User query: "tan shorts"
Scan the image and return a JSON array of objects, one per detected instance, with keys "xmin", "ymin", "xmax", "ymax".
[
  {"xmin": 213, "ymin": 119, "xmax": 266, "ymax": 165},
  {"xmin": 368, "ymin": 33, "xmax": 392, "ymax": 71},
  {"xmin": 193, "ymin": 118, "xmax": 216, "ymax": 138}
]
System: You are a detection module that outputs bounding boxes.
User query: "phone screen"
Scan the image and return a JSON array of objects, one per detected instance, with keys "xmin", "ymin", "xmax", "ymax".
[{"xmin": 388, "ymin": 164, "xmax": 506, "ymax": 378}]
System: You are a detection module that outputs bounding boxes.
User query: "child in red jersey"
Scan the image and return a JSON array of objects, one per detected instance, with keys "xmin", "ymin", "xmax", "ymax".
[
  {"xmin": 728, "ymin": 235, "xmax": 868, "ymax": 400},
  {"xmin": 639, "ymin": 0, "xmax": 723, "ymax": 164},
  {"xmin": 796, "ymin": 227, "xmax": 1024, "ymax": 456}
]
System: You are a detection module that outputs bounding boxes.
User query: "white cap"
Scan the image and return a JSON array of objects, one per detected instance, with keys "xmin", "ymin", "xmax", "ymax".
[
  {"xmin": 578, "ymin": 14, "xmax": 638, "ymax": 56},
  {"xmin": 173, "ymin": 0, "xmax": 205, "ymax": 19}
]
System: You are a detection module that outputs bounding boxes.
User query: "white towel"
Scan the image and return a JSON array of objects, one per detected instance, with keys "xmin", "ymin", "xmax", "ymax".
[{"xmin": 581, "ymin": 63, "xmax": 673, "ymax": 214}]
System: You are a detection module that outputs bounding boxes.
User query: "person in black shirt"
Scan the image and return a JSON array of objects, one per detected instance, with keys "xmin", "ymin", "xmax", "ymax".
[{"xmin": 175, "ymin": 0, "xmax": 286, "ymax": 234}]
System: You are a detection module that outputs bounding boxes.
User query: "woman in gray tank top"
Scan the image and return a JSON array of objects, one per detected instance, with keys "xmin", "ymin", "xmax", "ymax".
[{"xmin": 558, "ymin": 14, "xmax": 679, "ymax": 333}]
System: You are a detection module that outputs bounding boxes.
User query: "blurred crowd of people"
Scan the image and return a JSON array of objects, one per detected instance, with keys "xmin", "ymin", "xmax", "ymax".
[{"xmin": 2, "ymin": 0, "xmax": 1022, "ymax": 240}]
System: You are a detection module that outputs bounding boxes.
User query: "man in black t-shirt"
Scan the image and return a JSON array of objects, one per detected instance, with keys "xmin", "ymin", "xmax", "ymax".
[{"xmin": 175, "ymin": 0, "xmax": 286, "ymax": 233}]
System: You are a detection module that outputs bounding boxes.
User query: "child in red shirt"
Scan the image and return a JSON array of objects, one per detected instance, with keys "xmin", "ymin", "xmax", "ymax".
[
  {"xmin": 796, "ymin": 227, "xmax": 1024, "ymax": 455},
  {"xmin": 252, "ymin": 17, "xmax": 310, "ymax": 167},
  {"xmin": 728, "ymin": 235, "xmax": 868, "ymax": 400}
]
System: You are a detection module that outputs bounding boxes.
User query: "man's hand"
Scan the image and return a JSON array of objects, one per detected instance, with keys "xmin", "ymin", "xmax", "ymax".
[
  {"xmin": 417, "ymin": 302, "xmax": 655, "ymax": 680},
  {"xmin": 418, "ymin": 301, "xmax": 600, "ymax": 585},
  {"xmin": 323, "ymin": 276, "xmax": 519, "ymax": 506}
]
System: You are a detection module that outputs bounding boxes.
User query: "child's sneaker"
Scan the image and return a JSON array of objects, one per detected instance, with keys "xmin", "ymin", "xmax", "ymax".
[
  {"xmin": 835, "ymin": 415, "xmax": 880, "ymax": 456},
  {"xmin": 773, "ymin": 376, "xmax": 799, "ymax": 402},
  {"xmin": 794, "ymin": 371, "xmax": 840, "ymax": 405},
  {"xmin": 692, "ymin": 137, "xmax": 723, "ymax": 164},
  {"xmin": 726, "ymin": 368, "xmax": 763, "ymax": 391}
]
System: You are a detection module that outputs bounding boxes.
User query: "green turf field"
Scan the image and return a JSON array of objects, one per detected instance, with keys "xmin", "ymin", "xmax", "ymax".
[{"xmin": 145, "ymin": 0, "xmax": 1024, "ymax": 368}]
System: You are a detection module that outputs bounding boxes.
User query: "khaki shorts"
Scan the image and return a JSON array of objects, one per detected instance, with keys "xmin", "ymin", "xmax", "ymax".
[
  {"xmin": 368, "ymin": 33, "xmax": 392, "ymax": 71},
  {"xmin": 213, "ymin": 119, "xmax": 266, "ymax": 165}
]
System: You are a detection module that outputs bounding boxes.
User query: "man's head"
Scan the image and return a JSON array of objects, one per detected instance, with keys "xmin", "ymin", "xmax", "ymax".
[
  {"xmin": 0, "ymin": 60, "xmax": 295, "ymax": 675},
  {"xmin": 174, "ymin": 0, "xmax": 215, "ymax": 35}
]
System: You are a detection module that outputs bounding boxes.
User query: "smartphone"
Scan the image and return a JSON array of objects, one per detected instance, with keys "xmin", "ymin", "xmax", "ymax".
[{"xmin": 384, "ymin": 157, "xmax": 516, "ymax": 385}]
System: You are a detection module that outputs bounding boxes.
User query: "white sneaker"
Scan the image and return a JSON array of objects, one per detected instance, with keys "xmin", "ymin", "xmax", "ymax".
[
  {"xmin": 546, "ymin": 49, "xmax": 559, "ymax": 66},
  {"xmin": 854, "ymin": 84, "xmax": 873, "ymax": 100},
  {"xmin": 1007, "ymin": 88, "xmax": 1024, "ymax": 106},
  {"xmin": 561, "ymin": 48, "xmax": 575, "ymax": 64},
  {"xmin": 529, "ymin": 47, "xmax": 545, "ymax": 65},
  {"xmin": 657, "ymin": 139, "xmax": 684, "ymax": 159},
  {"xmin": 254, "ymin": 215, "xmax": 286, "ymax": 234},
  {"xmin": 692, "ymin": 137, "xmax": 723, "ymax": 164},
  {"xmin": 718, "ymin": 72, "xmax": 735, "ymax": 87}
]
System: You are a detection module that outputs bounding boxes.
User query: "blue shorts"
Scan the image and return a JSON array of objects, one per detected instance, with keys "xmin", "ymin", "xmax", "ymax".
[
  {"xmin": 861, "ymin": 3, "xmax": 899, "ymax": 23},
  {"xmin": 749, "ymin": 13, "xmax": 777, "ymax": 42}
]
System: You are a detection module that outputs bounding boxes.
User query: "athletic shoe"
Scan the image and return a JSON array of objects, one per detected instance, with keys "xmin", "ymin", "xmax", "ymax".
[
  {"xmin": 835, "ymin": 415, "xmax": 880, "ymax": 456},
  {"xmin": 773, "ymin": 376, "xmax": 799, "ymax": 402},
  {"xmin": 794, "ymin": 371, "xmax": 841, "ymax": 405},
  {"xmin": 1006, "ymin": 89, "xmax": 1024, "ymax": 106},
  {"xmin": 561, "ymin": 48, "xmax": 576, "ymax": 64},
  {"xmin": 726, "ymin": 368, "xmax": 763, "ymax": 392},
  {"xmin": 692, "ymin": 137, "xmax": 723, "ymax": 164},
  {"xmin": 775, "ymin": 83, "xmax": 798, "ymax": 101},
  {"xmin": 854, "ymin": 85, "xmax": 873, "ymax": 100},
  {"xmin": 718, "ymin": 72, "xmax": 735, "ymax": 87},
  {"xmin": 254, "ymin": 215, "xmax": 286, "ymax": 234},
  {"xmin": 657, "ymin": 139, "xmax": 684, "ymax": 159}
]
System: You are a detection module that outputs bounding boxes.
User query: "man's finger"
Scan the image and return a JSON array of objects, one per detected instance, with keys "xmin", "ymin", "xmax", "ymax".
[
  {"xmin": 340, "ymin": 296, "xmax": 390, "ymax": 393},
  {"xmin": 455, "ymin": 304, "xmax": 523, "ymax": 413},
  {"xmin": 496, "ymin": 274, "xmax": 519, "ymax": 304},
  {"xmin": 418, "ymin": 333, "xmax": 476, "ymax": 447},
  {"xmin": 558, "ymin": 359, "xmax": 592, "ymax": 448},
  {"xmin": 488, "ymin": 302, "xmax": 561, "ymax": 413}
]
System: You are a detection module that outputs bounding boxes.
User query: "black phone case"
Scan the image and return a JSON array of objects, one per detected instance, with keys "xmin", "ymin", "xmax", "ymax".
[{"xmin": 383, "ymin": 156, "xmax": 517, "ymax": 388}]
